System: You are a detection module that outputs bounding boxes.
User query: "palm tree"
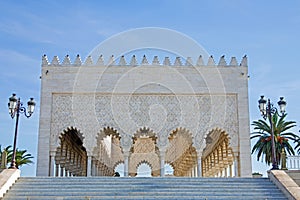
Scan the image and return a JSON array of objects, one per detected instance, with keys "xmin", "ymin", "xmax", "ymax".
[
  {"xmin": 251, "ymin": 113, "xmax": 298, "ymax": 166},
  {"xmin": 14, "ymin": 149, "xmax": 34, "ymax": 169},
  {"xmin": 1, "ymin": 145, "xmax": 34, "ymax": 169},
  {"xmin": 295, "ymin": 130, "xmax": 300, "ymax": 154}
]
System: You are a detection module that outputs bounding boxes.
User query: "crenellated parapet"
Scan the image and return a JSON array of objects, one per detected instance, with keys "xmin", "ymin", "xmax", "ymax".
[{"xmin": 42, "ymin": 54, "xmax": 248, "ymax": 67}]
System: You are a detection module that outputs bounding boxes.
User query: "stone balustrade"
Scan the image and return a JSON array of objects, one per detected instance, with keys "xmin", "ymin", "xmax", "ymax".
[{"xmin": 287, "ymin": 155, "xmax": 300, "ymax": 170}]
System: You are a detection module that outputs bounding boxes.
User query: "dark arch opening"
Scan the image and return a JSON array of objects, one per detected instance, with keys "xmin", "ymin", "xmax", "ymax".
[{"xmin": 55, "ymin": 127, "xmax": 87, "ymax": 176}]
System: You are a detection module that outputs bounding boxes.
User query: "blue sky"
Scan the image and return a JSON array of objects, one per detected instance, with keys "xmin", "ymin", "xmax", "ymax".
[{"xmin": 0, "ymin": 1, "xmax": 299, "ymax": 176}]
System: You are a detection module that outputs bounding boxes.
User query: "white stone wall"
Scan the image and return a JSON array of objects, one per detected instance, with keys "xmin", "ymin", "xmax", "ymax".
[{"xmin": 36, "ymin": 55, "xmax": 252, "ymax": 177}]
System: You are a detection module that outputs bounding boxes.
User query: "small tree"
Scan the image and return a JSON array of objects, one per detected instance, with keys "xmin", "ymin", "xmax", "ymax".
[
  {"xmin": 1, "ymin": 145, "xmax": 34, "ymax": 169},
  {"xmin": 251, "ymin": 113, "xmax": 298, "ymax": 165}
]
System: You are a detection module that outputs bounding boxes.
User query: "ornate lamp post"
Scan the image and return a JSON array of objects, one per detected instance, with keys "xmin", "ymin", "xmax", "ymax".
[
  {"xmin": 258, "ymin": 95, "xmax": 286, "ymax": 170},
  {"xmin": 8, "ymin": 93, "xmax": 36, "ymax": 169}
]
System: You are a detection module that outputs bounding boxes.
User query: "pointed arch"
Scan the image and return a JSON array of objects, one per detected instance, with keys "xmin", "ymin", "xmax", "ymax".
[
  {"xmin": 201, "ymin": 128, "xmax": 235, "ymax": 177},
  {"xmin": 136, "ymin": 159, "xmax": 153, "ymax": 170},
  {"xmin": 92, "ymin": 126, "xmax": 123, "ymax": 176},
  {"xmin": 97, "ymin": 126, "xmax": 121, "ymax": 141},
  {"xmin": 166, "ymin": 127, "xmax": 197, "ymax": 177},
  {"xmin": 54, "ymin": 126, "xmax": 87, "ymax": 176},
  {"xmin": 136, "ymin": 161, "xmax": 152, "ymax": 177},
  {"xmin": 133, "ymin": 127, "xmax": 157, "ymax": 143},
  {"xmin": 129, "ymin": 127, "xmax": 160, "ymax": 177},
  {"xmin": 164, "ymin": 163, "xmax": 174, "ymax": 176},
  {"xmin": 168, "ymin": 127, "xmax": 193, "ymax": 142}
]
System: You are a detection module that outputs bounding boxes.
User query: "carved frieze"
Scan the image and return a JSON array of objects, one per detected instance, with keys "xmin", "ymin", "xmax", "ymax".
[{"xmin": 51, "ymin": 93, "xmax": 238, "ymax": 153}]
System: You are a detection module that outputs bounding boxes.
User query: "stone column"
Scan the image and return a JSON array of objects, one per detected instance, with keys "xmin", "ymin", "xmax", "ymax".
[
  {"xmin": 195, "ymin": 149, "xmax": 203, "ymax": 177},
  {"xmin": 234, "ymin": 155, "xmax": 239, "ymax": 177},
  {"xmin": 124, "ymin": 152, "xmax": 129, "ymax": 177},
  {"xmin": 160, "ymin": 151, "xmax": 165, "ymax": 177},
  {"xmin": 229, "ymin": 164, "xmax": 233, "ymax": 177},
  {"xmin": 197, "ymin": 158, "xmax": 202, "ymax": 177},
  {"xmin": 49, "ymin": 152, "xmax": 56, "ymax": 177},
  {"xmin": 87, "ymin": 155, "xmax": 92, "ymax": 177},
  {"xmin": 203, "ymin": 159, "xmax": 207, "ymax": 177},
  {"xmin": 91, "ymin": 160, "xmax": 95, "ymax": 176},
  {"xmin": 194, "ymin": 165, "xmax": 198, "ymax": 177},
  {"xmin": 192, "ymin": 167, "xmax": 194, "ymax": 177}
]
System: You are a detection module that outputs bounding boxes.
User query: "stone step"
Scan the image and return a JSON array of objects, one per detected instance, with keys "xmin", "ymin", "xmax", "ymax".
[
  {"xmin": 12, "ymin": 181, "xmax": 277, "ymax": 189},
  {"xmin": 8, "ymin": 187, "xmax": 284, "ymax": 193},
  {"xmin": 11, "ymin": 184, "xmax": 277, "ymax": 191},
  {"xmin": 16, "ymin": 177, "xmax": 270, "ymax": 181},
  {"xmin": 8, "ymin": 182, "xmax": 280, "ymax": 189},
  {"xmin": 2, "ymin": 195, "xmax": 288, "ymax": 200},
  {"xmin": 4, "ymin": 193, "xmax": 287, "ymax": 199},
  {"xmin": 13, "ymin": 181, "xmax": 276, "ymax": 186},
  {"xmin": 14, "ymin": 177, "xmax": 275, "ymax": 184},
  {"xmin": 5, "ymin": 190, "xmax": 285, "ymax": 195}
]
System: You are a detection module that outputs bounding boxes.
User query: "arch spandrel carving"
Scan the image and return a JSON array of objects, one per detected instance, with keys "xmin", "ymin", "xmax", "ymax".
[
  {"xmin": 120, "ymin": 134, "xmax": 133, "ymax": 151},
  {"xmin": 193, "ymin": 95, "xmax": 238, "ymax": 151},
  {"xmin": 51, "ymin": 95, "xmax": 74, "ymax": 151}
]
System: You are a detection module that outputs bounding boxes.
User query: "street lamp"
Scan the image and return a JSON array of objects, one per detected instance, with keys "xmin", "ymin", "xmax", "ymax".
[
  {"xmin": 8, "ymin": 93, "xmax": 36, "ymax": 169},
  {"xmin": 258, "ymin": 95, "xmax": 286, "ymax": 170}
]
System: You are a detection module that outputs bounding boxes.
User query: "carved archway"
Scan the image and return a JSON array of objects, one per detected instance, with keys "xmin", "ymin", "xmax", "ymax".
[
  {"xmin": 164, "ymin": 163, "xmax": 174, "ymax": 176},
  {"xmin": 114, "ymin": 162, "xmax": 124, "ymax": 176},
  {"xmin": 92, "ymin": 126, "xmax": 123, "ymax": 176},
  {"xmin": 201, "ymin": 128, "xmax": 235, "ymax": 177},
  {"xmin": 129, "ymin": 127, "xmax": 160, "ymax": 177},
  {"xmin": 136, "ymin": 161, "xmax": 152, "ymax": 177},
  {"xmin": 54, "ymin": 127, "xmax": 87, "ymax": 176},
  {"xmin": 165, "ymin": 127, "xmax": 197, "ymax": 177}
]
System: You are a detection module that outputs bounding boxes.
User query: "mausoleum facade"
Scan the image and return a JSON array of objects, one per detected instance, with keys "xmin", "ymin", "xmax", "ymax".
[{"xmin": 36, "ymin": 54, "xmax": 252, "ymax": 177}]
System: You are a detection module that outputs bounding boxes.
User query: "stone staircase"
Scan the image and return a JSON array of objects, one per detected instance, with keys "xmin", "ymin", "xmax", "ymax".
[{"xmin": 2, "ymin": 177, "xmax": 287, "ymax": 200}]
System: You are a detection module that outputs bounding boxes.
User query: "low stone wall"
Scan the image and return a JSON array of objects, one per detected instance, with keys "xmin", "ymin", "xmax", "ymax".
[
  {"xmin": 268, "ymin": 170, "xmax": 300, "ymax": 200},
  {"xmin": 0, "ymin": 169, "xmax": 20, "ymax": 198}
]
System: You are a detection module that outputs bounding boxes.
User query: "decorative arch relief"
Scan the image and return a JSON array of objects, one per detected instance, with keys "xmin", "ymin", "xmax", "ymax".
[
  {"xmin": 60, "ymin": 126, "xmax": 84, "ymax": 139},
  {"xmin": 133, "ymin": 127, "xmax": 157, "ymax": 142},
  {"xmin": 51, "ymin": 93, "xmax": 238, "ymax": 152},
  {"xmin": 51, "ymin": 125, "xmax": 83, "ymax": 151}
]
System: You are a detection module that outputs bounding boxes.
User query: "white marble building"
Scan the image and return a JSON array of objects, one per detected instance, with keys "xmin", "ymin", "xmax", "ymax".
[{"xmin": 36, "ymin": 54, "xmax": 252, "ymax": 177}]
